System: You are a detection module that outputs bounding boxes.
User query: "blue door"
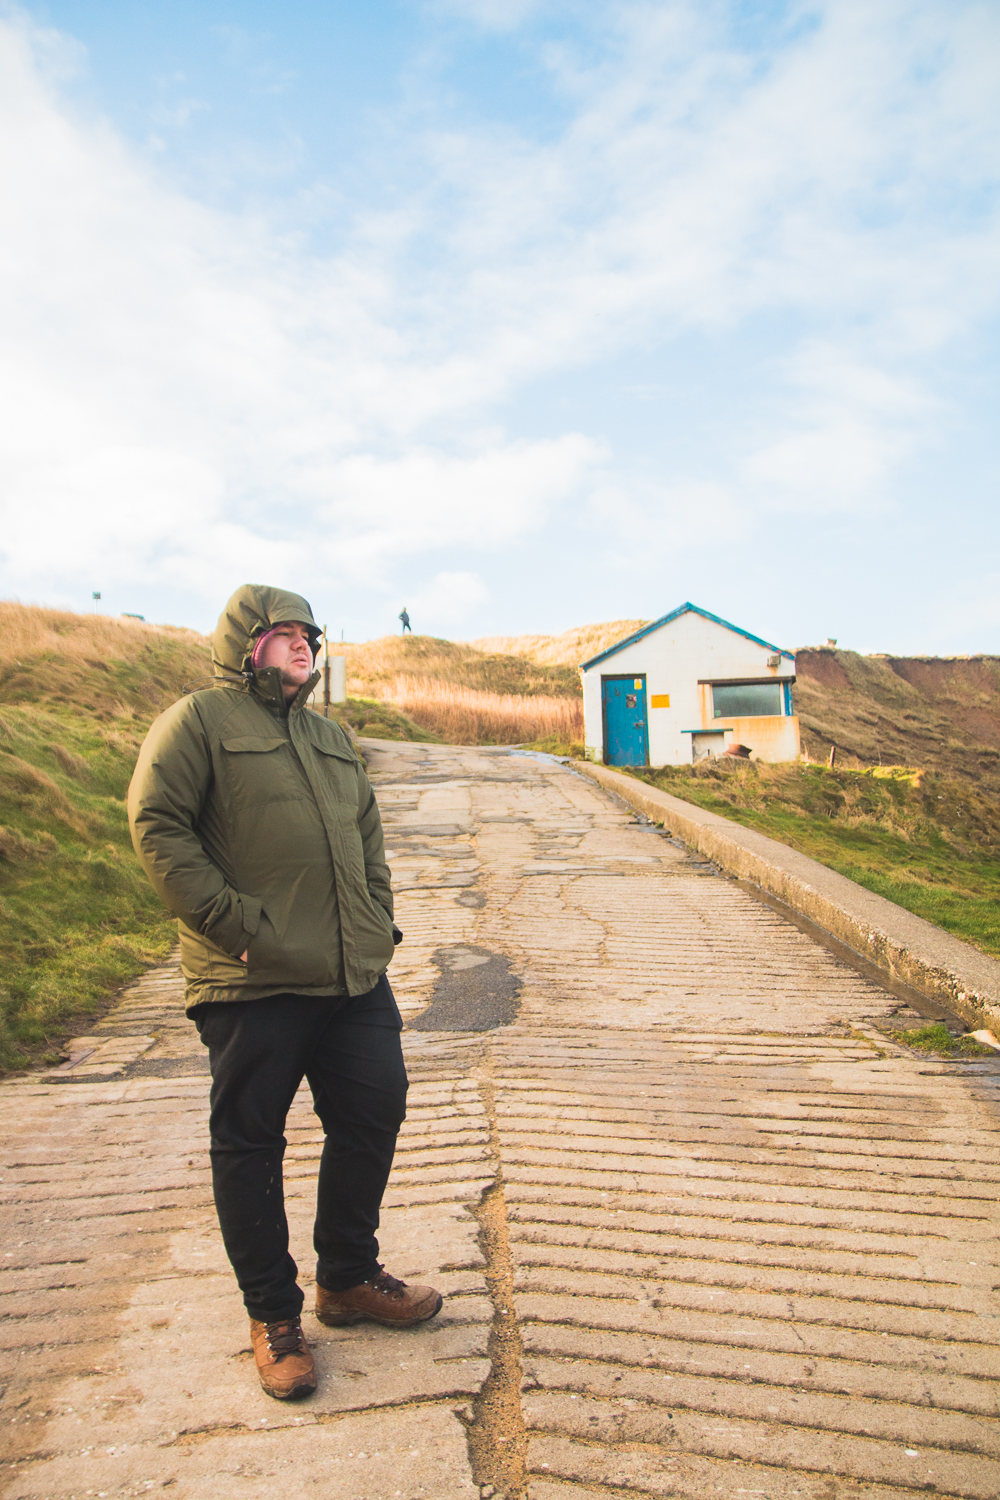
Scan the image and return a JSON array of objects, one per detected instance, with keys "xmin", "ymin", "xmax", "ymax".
[{"xmin": 602, "ymin": 675, "xmax": 648, "ymax": 766}]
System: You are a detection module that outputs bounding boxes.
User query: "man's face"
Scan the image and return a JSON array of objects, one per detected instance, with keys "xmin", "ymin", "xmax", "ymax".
[{"xmin": 257, "ymin": 622, "xmax": 315, "ymax": 701}]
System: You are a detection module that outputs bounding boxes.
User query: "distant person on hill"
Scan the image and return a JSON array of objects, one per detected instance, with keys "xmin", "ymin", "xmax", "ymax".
[
  {"xmin": 127, "ymin": 584, "xmax": 442, "ymax": 1403},
  {"xmin": 399, "ymin": 607, "xmax": 411, "ymax": 634}
]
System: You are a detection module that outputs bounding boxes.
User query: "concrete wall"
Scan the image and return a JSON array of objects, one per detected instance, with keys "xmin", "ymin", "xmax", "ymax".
[
  {"xmin": 582, "ymin": 609, "xmax": 799, "ymax": 766},
  {"xmin": 308, "ymin": 654, "xmax": 347, "ymax": 710},
  {"xmin": 328, "ymin": 655, "xmax": 347, "ymax": 704}
]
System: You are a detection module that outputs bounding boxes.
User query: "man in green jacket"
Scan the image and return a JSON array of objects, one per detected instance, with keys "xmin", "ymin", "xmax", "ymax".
[{"xmin": 128, "ymin": 584, "xmax": 441, "ymax": 1400}]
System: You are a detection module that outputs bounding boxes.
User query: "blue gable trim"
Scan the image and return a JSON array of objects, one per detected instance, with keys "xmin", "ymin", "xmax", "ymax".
[{"xmin": 579, "ymin": 603, "xmax": 795, "ymax": 671}]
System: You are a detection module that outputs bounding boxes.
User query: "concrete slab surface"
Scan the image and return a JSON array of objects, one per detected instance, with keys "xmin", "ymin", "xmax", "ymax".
[
  {"xmin": 573, "ymin": 759, "xmax": 1000, "ymax": 1033},
  {"xmin": 2, "ymin": 741, "xmax": 999, "ymax": 1500}
]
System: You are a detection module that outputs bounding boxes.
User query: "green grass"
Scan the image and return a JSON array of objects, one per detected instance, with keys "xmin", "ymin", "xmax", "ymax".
[
  {"xmin": 895, "ymin": 1022, "xmax": 995, "ymax": 1058},
  {"xmin": 0, "ymin": 705, "xmax": 176, "ymax": 1070},
  {"xmin": 330, "ymin": 697, "xmax": 440, "ymax": 742},
  {"xmin": 625, "ymin": 760, "xmax": 1000, "ymax": 958},
  {"xmin": 522, "ymin": 735, "xmax": 587, "ymax": 758}
]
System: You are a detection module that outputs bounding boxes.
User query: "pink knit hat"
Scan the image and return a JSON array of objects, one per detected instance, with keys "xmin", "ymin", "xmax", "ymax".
[
  {"xmin": 250, "ymin": 623, "xmax": 316, "ymax": 669},
  {"xmin": 250, "ymin": 626, "xmax": 283, "ymax": 669}
]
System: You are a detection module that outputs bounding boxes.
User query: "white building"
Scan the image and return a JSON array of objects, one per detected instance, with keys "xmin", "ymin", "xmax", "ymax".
[{"xmin": 580, "ymin": 603, "xmax": 800, "ymax": 767}]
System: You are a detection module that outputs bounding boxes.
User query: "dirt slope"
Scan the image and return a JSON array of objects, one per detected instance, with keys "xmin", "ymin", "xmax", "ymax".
[{"xmin": 795, "ymin": 648, "xmax": 1000, "ymax": 783}]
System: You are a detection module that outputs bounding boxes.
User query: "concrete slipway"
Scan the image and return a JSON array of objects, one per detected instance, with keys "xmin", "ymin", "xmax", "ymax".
[
  {"xmin": 2, "ymin": 741, "xmax": 999, "ymax": 1500},
  {"xmin": 573, "ymin": 762, "xmax": 1000, "ymax": 1036}
]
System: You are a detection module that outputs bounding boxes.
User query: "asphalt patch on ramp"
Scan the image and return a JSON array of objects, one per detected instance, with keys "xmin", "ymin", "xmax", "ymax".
[{"xmin": 407, "ymin": 945, "xmax": 521, "ymax": 1031}]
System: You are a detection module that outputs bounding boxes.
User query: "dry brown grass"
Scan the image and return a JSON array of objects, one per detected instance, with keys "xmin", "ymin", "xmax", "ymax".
[
  {"xmin": 0, "ymin": 602, "xmax": 211, "ymax": 721},
  {"xmin": 341, "ymin": 634, "xmax": 579, "ymax": 699},
  {"xmin": 388, "ymin": 676, "xmax": 583, "ymax": 745},
  {"xmin": 472, "ymin": 619, "xmax": 650, "ymax": 667},
  {"xmin": 0, "ymin": 602, "xmax": 205, "ymax": 670}
]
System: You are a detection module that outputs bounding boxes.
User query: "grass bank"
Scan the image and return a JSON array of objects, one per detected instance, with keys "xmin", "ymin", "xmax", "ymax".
[
  {"xmin": 0, "ymin": 606, "xmax": 213, "ymax": 1070},
  {"xmin": 0, "ymin": 600, "xmax": 210, "ymax": 718},
  {"xmin": 330, "ymin": 696, "xmax": 439, "ymax": 742},
  {"xmin": 624, "ymin": 759, "xmax": 1000, "ymax": 958},
  {"xmin": 0, "ymin": 705, "xmax": 178, "ymax": 1070}
]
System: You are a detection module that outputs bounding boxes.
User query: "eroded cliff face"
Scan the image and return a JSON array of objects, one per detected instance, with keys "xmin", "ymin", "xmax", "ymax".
[{"xmin": 794, "ymin": 648, "xmax": 1000, "ymax": 781}]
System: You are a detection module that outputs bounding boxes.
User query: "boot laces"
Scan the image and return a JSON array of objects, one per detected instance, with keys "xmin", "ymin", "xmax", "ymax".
[
  {"xmin": 369, "ymin": 1265, "xmax": 407, "ymax": 1298},
  {"xmin": 264, "ymin": 1317, "xmax": 307, "ymax": 1358}
]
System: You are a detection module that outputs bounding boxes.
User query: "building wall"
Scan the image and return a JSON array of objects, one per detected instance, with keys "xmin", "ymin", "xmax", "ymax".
[
  {"xmin": 582, "ymin": 609, "xmax": 800, "ymax": 766},
  {"xmin": 699, "ymin": 714, "xmax": 800, "ymax": 763}
]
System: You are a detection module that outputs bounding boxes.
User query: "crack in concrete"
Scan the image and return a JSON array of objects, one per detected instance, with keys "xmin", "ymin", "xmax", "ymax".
[
  {"xmin": 463, "ymin": 1060, "xmax": 529, "ymax": 1500},
  {"xmin": 161, "ymin": 1391, "xmax": 486, "ymax": 1447}
]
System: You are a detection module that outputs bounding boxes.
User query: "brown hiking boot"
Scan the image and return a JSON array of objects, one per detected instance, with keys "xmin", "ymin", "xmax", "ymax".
[
  {"xmin": 316, "ymin": 1266, "xmax": 443, "ymax": 1328},
  {"xmin": 249, "ymin": 1316, "xmax": 316, "ymax": 1400}
]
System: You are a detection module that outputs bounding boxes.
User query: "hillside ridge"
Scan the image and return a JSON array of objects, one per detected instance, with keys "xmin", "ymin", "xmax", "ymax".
[
  {"xmin": 471, "ymin": 619, "xmax": 650, "ymax": 667},
  {"xmin": 795, "ymin": 646, "xmax": 1000, "ymax": 782},
  {"xmin": 1, "ymin": 600, "xmax": 999, "ymax": 1069},
  {"xmin": 2, "ymin": 601, "xmax": 998, "ymax": 774}
]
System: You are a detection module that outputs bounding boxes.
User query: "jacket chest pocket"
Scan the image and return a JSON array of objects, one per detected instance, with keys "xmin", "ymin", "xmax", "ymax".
[
  {"xmin": 311, "ymin": 742, "xmax": 359, "ymax": 805},
  {"xmin": 220, "ymin": 736, "xmax": 307, "ymax": 804}
]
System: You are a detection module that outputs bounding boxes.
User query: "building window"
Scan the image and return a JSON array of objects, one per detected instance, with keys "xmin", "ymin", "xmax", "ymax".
[{"xmin": 712, "ymin": 681, "xmax": 784, "ymax": 718}]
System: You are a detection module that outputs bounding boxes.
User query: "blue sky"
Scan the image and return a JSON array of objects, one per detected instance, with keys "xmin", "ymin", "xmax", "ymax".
[{"xmin": 1, "ymin": 0, "xmax": 998, "ymax": 651}]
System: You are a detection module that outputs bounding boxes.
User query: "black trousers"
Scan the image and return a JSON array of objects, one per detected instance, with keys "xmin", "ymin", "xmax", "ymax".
[{"xmin": 196, "ymin": 978, "xmax": 408, "ymax": 1323}]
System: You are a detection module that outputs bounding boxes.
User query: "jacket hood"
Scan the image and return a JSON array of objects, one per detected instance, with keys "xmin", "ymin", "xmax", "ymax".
[{"xmin": 212, "ymin": 585, "xmax": 322, "ymax": 677}]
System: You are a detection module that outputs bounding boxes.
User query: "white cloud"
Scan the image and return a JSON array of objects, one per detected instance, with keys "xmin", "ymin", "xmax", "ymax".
[
  {"xmin": 0, "ymin": 13, "xmax": 604, "ymax": 607},
  {"xmin": 0, "ymin": 2, "xmax": 996, "ymax": 630},
  {"xmin": 585, "ymin": 477, "xmax": 750, "ymax": 555},
  {"xmin": 312, "ymin": 436, "xmax": 602, "ymax": 571},
  {"xmin": 404, "ymin": 570, "xmax": 489, "ymax": 629},
  {"xmin": 743, "ymin": 345, "xmax": 938, "ymax": 512},
  {"xmin": 424, "ymin": 0, "xmax": 544, "ymax": 32},
  {"xmin": 927, "ymin": 570, "xmax": 1000, "ymax": 653},
  {"xmin": 747, "ymin": 417, "xmax": 899, "ymax": 513}
]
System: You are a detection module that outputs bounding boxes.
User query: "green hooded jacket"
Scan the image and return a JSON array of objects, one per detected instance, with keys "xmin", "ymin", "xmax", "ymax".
[{"xmin": 127, "ymin": 584, "xmax": 396, "ymax": 1011}]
